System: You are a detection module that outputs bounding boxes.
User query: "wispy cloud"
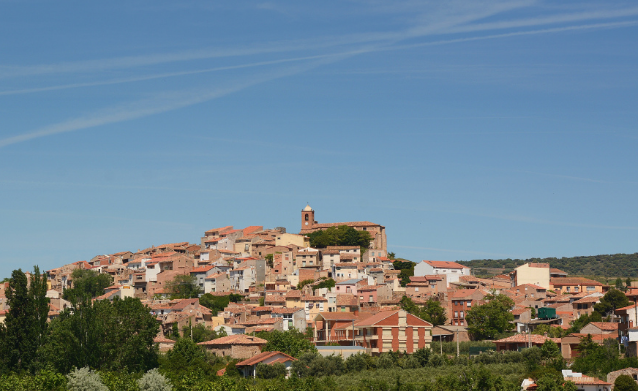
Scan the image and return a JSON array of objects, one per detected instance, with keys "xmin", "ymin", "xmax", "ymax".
[
  {"xmin": 0, "ymin": 54, "xmax": 354, "ymax": 148},
  {"xmin": 0, "ymin": 51, "xmax": 357, "ymax": 96}
]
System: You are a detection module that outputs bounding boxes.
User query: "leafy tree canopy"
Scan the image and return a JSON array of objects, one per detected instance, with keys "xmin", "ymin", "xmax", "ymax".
[
  {"xmin": 43, "ymin": 297, "xmax": 159, "ymax": 374},
  {"xmin": 199, "ymin": 293, "xmax": 242, "ymax": 315},
  {"xmin": 166, "ymin": 274, "xmax": 202, "ymax": 299},
  {"xmin": 62, "ymin": 269, "xmax": 112, "ymax": 303},
  {"xmin": 314, "ymin": 278, "xmax": 336, "ymax": 291},
  {"xmin": 393, "ymin": 260, "xmax": 415, "ymax": 287},
  {"xmin": 466, "ymin": 293, "xmax": 515, "ymax": 340},
  {"xmin": 306, "ymin": 225, "xmax": 372, "ymax": 253},
  {"xmin": 459, "ymin": 253, "xmax": 638, "ymax": 278},
  {"xmin": 593, "ymin": 289, "xmax": 630, "ymax": 317},
  {"xmin": 614, "ymin": 375, "xmax": 638, "ymax": 391},
  {"xmin": 400, "ymin": 296, "xmax": 447, "ymax": 326},
  {"xmin": 0, "ymin": 266, "xmax": 49, "ymax": 373},
  {"xmin": 256, "ymin": 328, "xmax": 317, "ymax": 357}
]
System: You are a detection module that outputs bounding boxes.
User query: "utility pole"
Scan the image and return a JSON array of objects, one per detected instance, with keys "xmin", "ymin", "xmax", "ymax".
[
  {"xmin": 456, "ymin": 329, "xmax": 459, "ymax": 357},
  {"xmin": 352, "ymin": 319, "xmax": 355, "ymax": 346}
]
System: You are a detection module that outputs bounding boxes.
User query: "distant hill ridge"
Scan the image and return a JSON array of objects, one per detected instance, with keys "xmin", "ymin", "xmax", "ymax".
[{"xmin": 458, "ymin": 252, "xmax": 638, "ymax": 278}]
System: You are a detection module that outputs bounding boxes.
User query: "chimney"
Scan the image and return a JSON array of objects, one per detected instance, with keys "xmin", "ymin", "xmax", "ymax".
[{"xmin": 398, "ymin": 310, "xmax": 407, "ymax": 327}]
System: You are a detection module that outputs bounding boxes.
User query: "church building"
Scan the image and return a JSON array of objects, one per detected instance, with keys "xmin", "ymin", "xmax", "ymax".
[{"xmin": 298, "ymin": 204, "xmax": 387, "ymax": 260}]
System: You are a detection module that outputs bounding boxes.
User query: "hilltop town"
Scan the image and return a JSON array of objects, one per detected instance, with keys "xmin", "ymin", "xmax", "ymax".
[{"xmin": 2, "ymin": 205, "xmax": 637, "ymax": 390}]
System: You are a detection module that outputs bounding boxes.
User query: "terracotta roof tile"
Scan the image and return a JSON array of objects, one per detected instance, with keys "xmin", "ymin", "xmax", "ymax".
[{"xmin": 198, "ymin": 334, "xmax": 267, "ymax": 346}]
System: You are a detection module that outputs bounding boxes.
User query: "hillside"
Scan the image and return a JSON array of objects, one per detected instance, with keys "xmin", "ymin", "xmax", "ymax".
[{"xmin": 458, "ymin": 252, "xmax": 638, "ymax": 278}]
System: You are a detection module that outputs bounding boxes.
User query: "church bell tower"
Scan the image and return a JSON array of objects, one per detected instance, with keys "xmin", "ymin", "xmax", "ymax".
[{"xmin": 301, "ymin": 204, "xmax": 315, "ymax": 230}]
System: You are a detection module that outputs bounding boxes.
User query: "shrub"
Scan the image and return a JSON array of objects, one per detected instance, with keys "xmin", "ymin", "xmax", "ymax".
[
  {"xmin": 138, "ymin": 368, "xmax": 172, "ymax": 391},
  {"xmin": 66, "ymin": 367, "xmax": 108, "ymax": 391},
  {"xmin": 256, "ymin": 363, "xmax": 287, "ymax": 379},
  {"xmin": 345, "ymin": 353, "xmax": 368, "ymax": 373},
  {"xmin": 614, "ymin": 374, "xmax": 638, "ymax": 391}
]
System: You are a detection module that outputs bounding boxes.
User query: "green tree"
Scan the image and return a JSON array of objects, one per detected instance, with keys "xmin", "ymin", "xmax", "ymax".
[
  {"xmin": 43, "ymin": 297, "xmax": 159, "ymax": 373},
  {"xmin": 594, "ymin": 289, "xmax": 630, "ymax": 317},
  {"xmin": 421, "ymin": 299, "xmax": 447, "ymax": 326},
  {"xmin": 62, "ymin": 269, "xmax": 113, "ymax": 303},
  {"xmin": 166, "ymin": 274, "xmax": 201, "ymax": 299},
  {"xmin": 616, "ymin": 278, "xmax": 625, "ymax": 291},
  {"xmin": 256, "ymin": 362, "xmax": 286, "ymax": 379},
  {"xmin": 614, "ymin": 375, "xmax": 638, "ymax": 391},
  {"xmin": 256, "ymin": 329, "xmax": 317, "ymax": 357},
  {"xmin": 466, "ymin": 293, "xmax": 515, "ymax": 340},
  {"xmin": 393, "ymin": 260, "xmax": 414, "ymax": 287},
  {"xmin": 161, "ymin": 337, "xmax": 208, "ymax": 375},
  {"xmin": 306, "ymin": 225, "xmax": 372, "ymax": 254},
  {"xmin": 313, "ymin": 278, "xmax": 336, "ymax": 291},
  {"xmin": 0, "ymin": 267, "xmax": 50, "ymax": 373},
  {"xmin": 199, "ymin": 293, "xmax": 242, "ymax": 315},
  {"xmin": 400, "ymin": 296, "xmax": 447, "ymax": 326}
]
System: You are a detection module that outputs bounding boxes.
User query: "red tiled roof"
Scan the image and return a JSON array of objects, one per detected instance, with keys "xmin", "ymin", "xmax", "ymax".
[
  {"xmin": 236, "ymin": 351, "xmax": 296, "ymax": 367},
  {"xmin": 336, "ymin": 294, "xmax": 359, "ymax": 306},
  {"xmin": 190, "ymin": 266, "xmax": 214, "ymax": 273},
  {"xmin": 564, "ymin": 376, "xmax": 610, "ymax": 386},
  {"xmin": 512, "ymin": 307, "xmax": 530, "ymax": 316},
  {"xmin": 198, "ymin": 334, "xmax": 267, "ymax": 346},
  {"xmin": 588, "ymin": 322, "xmax": 619, "ymax": 331},
  {"xmin": 573, "ymin": 296, "xmax": 600, "ymax": 304},
  {"xmin": 449, "ymin": 289, "xmax": 481, "ymax": 299},
  {"xmin": 551, "ymin": 277, "xmax": 602, "ymax": 286},
  {"xmin": 265, "ymin": 295, "xmax": 285, "ymax": 303}
]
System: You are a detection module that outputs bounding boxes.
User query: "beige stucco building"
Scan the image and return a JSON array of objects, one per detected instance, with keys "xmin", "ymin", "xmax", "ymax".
[{"xmin": 510, "ymin": 263, "xmax": 550, "ymax": 289}]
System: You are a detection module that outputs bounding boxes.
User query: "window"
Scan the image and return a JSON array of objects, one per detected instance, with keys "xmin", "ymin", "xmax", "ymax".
[
  {"xmin": 460, "ymin": 311, "xmax": 464, "ymax": 319},
  {"xmin": 587, "ymin": 286, "xmax": 595, "ymax": 291},
  {"xmin": 467, "ymin": 301, "xmax": 472, "ymax": 307},
  {"xmin": 415, "ymin": 287, "xmax": 419, "ymax": 292},
  {"xmin": 305, "ymin": 214, "xmax": 309, "ymax": 221},
  {"xmin": 454, "ymin": 311, "xmax": 458, "ymax": 318},
  {"xmin": 566, "ymin": 287, "xmax": 570, "ymax": 292}
]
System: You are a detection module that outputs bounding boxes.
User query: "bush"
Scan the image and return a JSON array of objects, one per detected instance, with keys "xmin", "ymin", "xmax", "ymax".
[
  {"xmin": 614, "ymin": 374, "xmax": 638, "ymax": 391},
  {"xmin": 138, "ymin": 369, "xmax": 172, "ymax": 391},
  {"xmin": 66, "ymin": 367, "xmax": 108, "ymax": 391},
  {"xmin": 345, "ymin": 353, "xmax": 368, "ymax": 372},
  {"xmin": 256, "ymin": 363, "xmax": 287, "ymax": 379}
]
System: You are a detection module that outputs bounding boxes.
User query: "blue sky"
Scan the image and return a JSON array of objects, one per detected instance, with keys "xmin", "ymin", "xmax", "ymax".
[{"xmin": 1, "ymin": 1, "xmax": 637, "ymax": 277}]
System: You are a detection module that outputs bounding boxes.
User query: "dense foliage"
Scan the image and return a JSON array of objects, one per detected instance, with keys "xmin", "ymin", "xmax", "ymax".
[
  {"xmin": 460, "ymin": 253, "xmax": 638, "ymax": 277},
  {"xmin": 166, "ymin": 275, "xmax": 201, "ymax": 299},
  {"xmin": 306, "ymin": 225, "xmax": 372, "ymax": 254},
  {"xmin": 400, "ymin": 296, "xmax": 447, "ymax": 326},
  {"xmin": 62, "ymin": 269, "xmax": 113, "ymax": 303},
  {"xmin": 593, "ymin": 289, "xmax": 630, "ymax": 317},
  {"xmin": 0, "ymin": 267, "xmax": 49, "ymax": 373},
  {"xmin": 255, "ymin": 329, "xmax": 317, "ymax": 357},
  {"xmin": 43, "ymin": 296, "xmax": 160, "ymax": 374},
  {"xmin": 393, "ymin": 260, "xmax": 415, "ymax": 287},
  {"xmin": 466, "ymin": 293, "xmax": 515, "ymax": 340},
  {"xmin": 198, "ymin": 293, "xmax": 243, "ymax": 315}
]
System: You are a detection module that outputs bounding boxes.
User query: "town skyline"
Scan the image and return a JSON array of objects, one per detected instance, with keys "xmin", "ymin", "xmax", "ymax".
[{"xmin": 2, "ymin": 1, "xmax": 638, "ymax": 281}]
